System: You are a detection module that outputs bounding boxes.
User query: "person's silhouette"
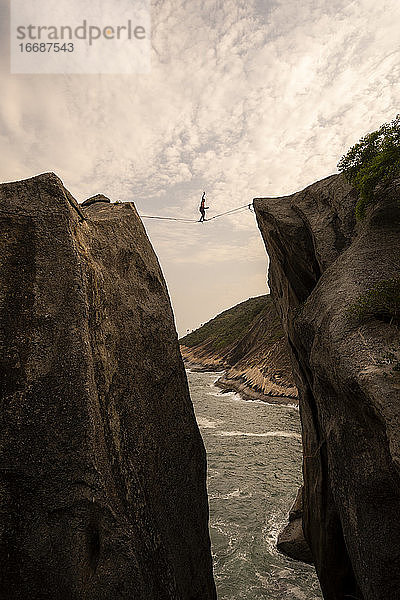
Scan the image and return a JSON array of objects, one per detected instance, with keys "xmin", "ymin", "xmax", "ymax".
[{"xmin": 199, "ymin": 192, "xmax": 209, "ymax": 222}]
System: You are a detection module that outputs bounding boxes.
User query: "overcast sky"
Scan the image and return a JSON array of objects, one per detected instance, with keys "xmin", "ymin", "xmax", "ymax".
[{"xmin": 1, "ymin": 0, "xmax": 400, "ymax": 336}]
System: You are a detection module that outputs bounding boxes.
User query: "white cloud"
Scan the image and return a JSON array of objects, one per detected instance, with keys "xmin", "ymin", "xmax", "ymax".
[{"xmin": 1, "ymin": 0, "xmax": 399, "ymax": 332}]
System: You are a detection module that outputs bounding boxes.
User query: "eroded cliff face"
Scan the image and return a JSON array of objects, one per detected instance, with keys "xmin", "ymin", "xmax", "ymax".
[
  {"xmin": 215, "ymin": 304, "xmax": 297, "ymax": 400},
  {"xmin": 0, "ymin": 173, "xmax": 216, "ymax": 599},
  {"xmin": 254, "ymin": 174, "xmax": 400, "ymax": 600},
  {"xmin": 180, "ymin": 296, "xmax": 297, "ymax": 401}
]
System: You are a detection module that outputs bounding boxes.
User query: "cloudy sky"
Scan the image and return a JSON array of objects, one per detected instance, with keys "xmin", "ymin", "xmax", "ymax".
[{"xmin": 1, "ymin": 0, "xmax": 400, "ymax": 336}]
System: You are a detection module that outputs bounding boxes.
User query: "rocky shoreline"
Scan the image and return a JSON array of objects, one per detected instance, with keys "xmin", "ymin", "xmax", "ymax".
[
  {"xmin": 179, "ymin": 295, "xmax": 298, "ymax": 404},
  {"xmin": 182, "ymin": 353, "xmax": 298, "ymax": 404},
  {"xmin": 214, "ymin": 372, "xmax": 297, "ymax": 404}
]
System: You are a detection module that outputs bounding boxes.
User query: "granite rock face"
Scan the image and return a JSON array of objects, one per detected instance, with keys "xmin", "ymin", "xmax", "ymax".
[
  {"xmin": 81, "ymin": 194, "xmax": 111, "ymax": 207},
  {"xmin": 0, "ymin": 173, "xmax": 216, "ymax": 600},
  {"xmin": 276, "ymin": 487, "xmax": 312, "ymax": 564},
  {"xmin": 254, "ymin": 174, "xmax": 400, "ymax": 600}
]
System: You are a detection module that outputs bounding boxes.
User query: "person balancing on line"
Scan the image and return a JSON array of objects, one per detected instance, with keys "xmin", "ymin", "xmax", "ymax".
[{"xmin": 199, "ymin": 192, "xmax": 209, "ymax": 222}]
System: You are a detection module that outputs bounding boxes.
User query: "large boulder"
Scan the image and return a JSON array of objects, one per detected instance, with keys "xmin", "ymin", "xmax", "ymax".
[
  {"xmin": 255, "ymin": 174, "xmax": 400, "ymax": 600},
  {"xmin": 0, "ymin": 173, "xmax": 216, "ymax": 600}
]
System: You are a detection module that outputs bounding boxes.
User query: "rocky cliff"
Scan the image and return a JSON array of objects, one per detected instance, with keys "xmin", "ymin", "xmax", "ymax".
[
  {"xmin": 0, "ymin": 173, "xmax": 216, "ymax": 599},
  {"xmin": 276, "ymin": 486, "xmax": 312, "ymax": 565},
  {"xmin": 180, "ymin": 296, "xmax": 297, "ymax": 401},
  {"xmin": 254, "ymin": 174, "xmax": 400, "ymax": 600}
]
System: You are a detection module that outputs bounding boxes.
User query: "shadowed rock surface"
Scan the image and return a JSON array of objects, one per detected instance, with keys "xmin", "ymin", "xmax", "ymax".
[
  {"xmin": 180, "ymin": 296, "xmax": 297, "ymax": 401},
  {"xmin": 254, "ymin": 174, "xmax": 400, "ymax": 600},
  {"xmin": 81, "ymin": 194, "xmax": 111, "ymax": 207},
  {"xmin": 277, "ymin": 486, "xmax": 312, "ymax": 564},
  {"xmin": 0, "ymin": 173, "xmax": 216, "ymax": 600}
]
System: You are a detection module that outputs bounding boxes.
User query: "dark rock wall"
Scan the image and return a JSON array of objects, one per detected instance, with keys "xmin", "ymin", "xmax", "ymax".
[
  {"xmin": 255, "ymin": 174, "xmax": 400, "ymax": 600},
  {"xmin": 277, "ymin": 486, "xmax": 313, "ymax": 564},
  {"xmin": 0, "ymin": 173, "xmax": 216, "ymax": 600}
]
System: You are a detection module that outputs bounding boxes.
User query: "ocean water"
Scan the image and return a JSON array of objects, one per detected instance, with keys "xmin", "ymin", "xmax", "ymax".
[{"xmin": 187, "ymin": 369, "xmax": 322, "ymax": 600}]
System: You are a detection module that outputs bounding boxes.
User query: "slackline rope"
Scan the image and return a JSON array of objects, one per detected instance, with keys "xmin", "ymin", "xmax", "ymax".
[
  {"xmin": 0, "ymin": 203, "xmax": 253, "ymax": 223},
  {"xmin": 139, "ymin": 215, "xmax": 199, "ymax": 222},
  {"xmin": 140, "ymin": 203, "xmax": 253, "ymax": 223}
]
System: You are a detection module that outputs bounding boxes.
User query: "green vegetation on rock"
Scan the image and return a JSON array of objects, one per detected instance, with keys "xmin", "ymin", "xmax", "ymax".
[
  {"xmin": 348, "ymin": 278, "xmax": 400, "ymax": 325},
  {"xmin": 338, "ymin": 114, "xmax": 400, "ymax": 219},
  {"xmin": 180, "ymin": 295, "xmax": 275, "ymax": 351}
]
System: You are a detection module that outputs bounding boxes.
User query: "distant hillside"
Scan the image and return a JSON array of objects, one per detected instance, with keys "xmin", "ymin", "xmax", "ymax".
[
  {"xmin": 180, "ymin": 295, "xmax": 297, "ymax": 401},
  {"xmin": 180, "ymin": 296, "xmax": 268, "ymax": 352}
]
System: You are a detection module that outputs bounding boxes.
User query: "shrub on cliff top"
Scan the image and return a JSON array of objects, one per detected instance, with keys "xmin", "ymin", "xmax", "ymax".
[{"xmin": 338, "ymin": 115, "xmax": 400, "ymax": 219}]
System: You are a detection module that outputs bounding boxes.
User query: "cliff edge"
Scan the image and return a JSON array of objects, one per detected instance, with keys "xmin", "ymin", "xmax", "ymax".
[
  {"xmin": 254, "ymin": 174, "xmax": 400, "ymax": 600},
  {"xmin": 0, "ymin": 173, "xmax": 216, "ymax": 599}
]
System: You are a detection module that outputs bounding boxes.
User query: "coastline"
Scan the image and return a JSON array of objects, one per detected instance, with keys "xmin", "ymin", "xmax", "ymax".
[
  {"xmin": 183, "ymin": 354, "xmax": 298, "ymax": 405},
  {"xmin": 215, "ymin": 372, "xmax": 298, "ymax": 405}
]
